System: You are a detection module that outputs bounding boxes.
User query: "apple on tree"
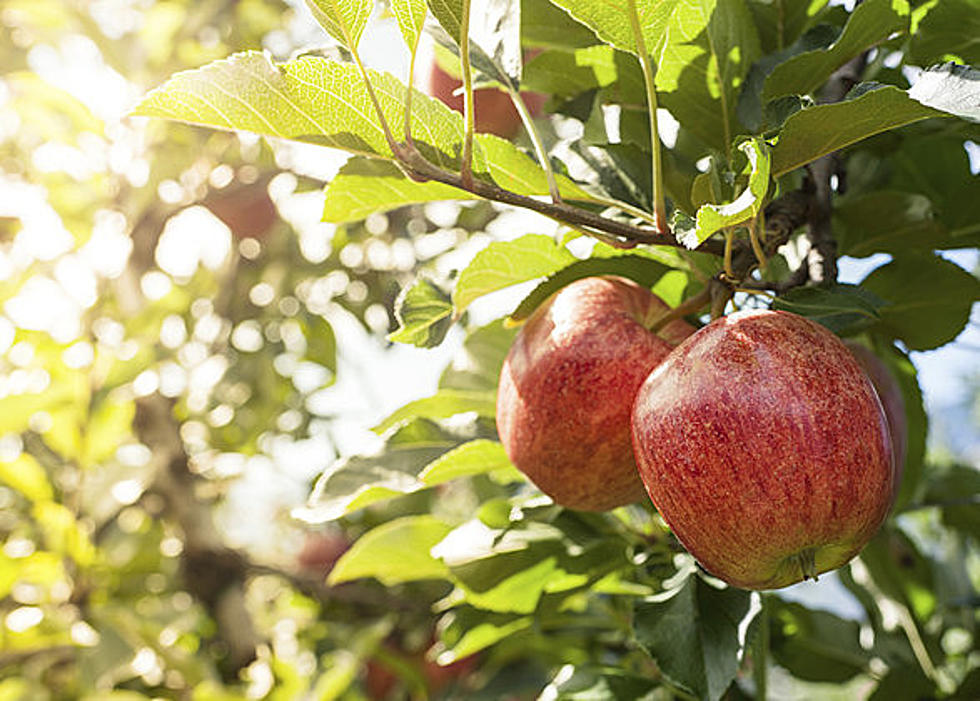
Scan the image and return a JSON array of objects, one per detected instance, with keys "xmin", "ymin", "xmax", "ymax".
[
  {"xmin": 496, "ymin": 275, "xmax": 695, "ymax": 511},
  {"xmin": 630, "ymin": 309, "xmax": 894, "ymax": 590},
  {"xmin": 427, "ymin": 55, "xmax": 545, "ymax": 140}
]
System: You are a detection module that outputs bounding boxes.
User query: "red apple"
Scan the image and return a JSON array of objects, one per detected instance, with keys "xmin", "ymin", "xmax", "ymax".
[
  {"xmin": 204, "ymin": 181, "xmax": 278, "ymax": 240},
  {"xmin": 845, "ymin": 340, "xmax": 906, "ymax": 497},
  {"xmin": 496, "ymin": 276, "xmax": 696, "ymax": 511},
  {"xmin": 296, "ymin": 532, "xmax": 348, "ymax": 577},
  {"xmin": 631, "ymin": 309, "xmax": 893, "ymax": 590},
  {"xmin": 428, "ymin": 60, "xmax": 545, "ymax": 140}
]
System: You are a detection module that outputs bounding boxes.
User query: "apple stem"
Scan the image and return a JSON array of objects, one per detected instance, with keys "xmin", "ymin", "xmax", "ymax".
[
  {"xmin": 796, "ymin": 548, "xmax": 818, "ymax": 581},
  {"xmin": 625, "ymin": 0, "xmax": 668, "ymax": 233},
  {"xmin": 508, "ymin": 85, "xmax": 561, "ymax": 204},
  {"xmin": 752, "ymin": 593, "xmax": 770, "ymax": 701}
]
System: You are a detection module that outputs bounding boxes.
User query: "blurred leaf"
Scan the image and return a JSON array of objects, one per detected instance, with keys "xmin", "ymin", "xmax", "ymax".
[
  {"xmin": 634, "ymin": 575, "xmax": 755, "ymax": 701},
  {"xmin": 322, "ymin": 159, "xmax": 478, "ymax": 223},
  {"xmin": 859, "ymin": 527, "xmax": 937, "ymax": 623},
  {"xmin": 770, "ymin": 600, "xmax": 870, "ymax": 682},
  {"xmin": 303, "ymin": 0, "xmax": 373, "ymax": 51},
  {"xmin": 508, "ymin": 254, "xmax": 671, "ymax": 323},
  {"xmin": 679, "ymin": 138, "xmax": 771, "ymax": 249},
  {"xmin": 834, "ymin": 191, "xmax": 944, "ymax": 257},
  {"xmin": 545, "ymin": 0, "xmax": 679, "ymax": 57},
  {"xmin": 389, "ymin": 277, "xmax": 454, "ymax": 348},
  {"xmin": 437, "ymin": 606, "xmax": 533, "ymax": 661},
  {"xmin": 861, "ymin": 253, "xmax": 980, "ymax": 351},
  {"xmin": 909, "ymin": 0, "xmax": 980, "ymax": 65},
  {"xmin": 522, "ymin": 45, "xmax": 622, "ymax": 99},
  {"xmin": 0, "ymin": 551, "xmax": 65, "ymax": 599},
  {"xmin": 545, "ymin": 667, "xmax": 658, "ymax": 700},
  {"xmin": 771, "ymin": 84, "xmax": 945, "ymax": 176},
  {"xmin": 419, "ymin": 439, "xmax": 522, "ymax": 485},
  {"xmin": 771, "ymin": 283, "xmax": 885, "ymax": 335},
  {"xmin": 867, "ymin": 657, "xmax": 935, "ymax": 701},
  {"xmin": 300, "ymin": 418, "xmax": 466, "ymax": 522},
  {"xmin": 373, "ymin": 389, "xmax": 497, "ymax": 434},
  {"xmin": 656, "ymin": 0, "xmax": 761, "ymax": 153},
  {"xmin": 452, "ymin": 234, "xmax": 577, "ymax": 313},
  {"xmin": 328, "ymin": 515, "xmax": 453, "ymax": 585},
  {"xmin": 918, "ymin": 465, "xmax": 980, "ymax": 540},
  {"xmin": 907, "ymin": 62, "xmax": 980, "ymax": 123},
  {"xmin": 83, "ymin": 398, "xmax": 134, "ymax": 466},
  {"xmin": 764, "ymin": 0, "xmax": 910, "ymax": 100},
  {"xmin": 304, "ymin": 314, "xmax": 337, "ymax": 374},
  {"xmin": 33, "ymin": 500, "xmax": 96, "ymax": 566},
  {"xmin": 0, "ymin": 454, "xmax": 54, "ymax": 502},
  {"xmin": 439, "ymin": 319, "xmax": 517, "ymax": 391},
  {"xmin": 452, "ymin": 551, "xmax": 560, "ymax": 613}
]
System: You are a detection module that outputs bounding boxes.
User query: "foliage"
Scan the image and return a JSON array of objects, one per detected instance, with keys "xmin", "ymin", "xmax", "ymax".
[{"xmin": 0, "ymin": 0, "xmax": 978, "ymax": 699}]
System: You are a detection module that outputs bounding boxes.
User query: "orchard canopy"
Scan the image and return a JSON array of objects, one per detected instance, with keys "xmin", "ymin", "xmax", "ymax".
[{"xmin": 1, "ymin": 0, "xmax": 979, "ymax": 699}]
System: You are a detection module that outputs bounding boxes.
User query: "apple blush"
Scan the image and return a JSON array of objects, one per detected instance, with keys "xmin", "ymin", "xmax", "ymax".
[
  {"xmin": 631, "ymin": 309, "xmax": 894, "ymax": 590},
  {"xmin": 496, "ymin": 276, "xmax": 695, "ymax": 511}
]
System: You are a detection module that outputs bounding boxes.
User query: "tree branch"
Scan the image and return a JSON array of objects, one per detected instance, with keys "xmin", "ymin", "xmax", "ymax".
[{"xmin": 398, "ymin": 146, "xmax": 726, "ymax": 255}]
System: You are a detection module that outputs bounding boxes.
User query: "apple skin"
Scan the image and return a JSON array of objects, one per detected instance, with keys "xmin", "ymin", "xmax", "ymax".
[
  {"xmin": 845, "ymin": 340, "xmax": 906, "ymax": 497},
  {"xmin": 630, "ymin": 309, "xmax": 894, "ymax": 590},
  {"xmin": 496, "ymin": 276, "xmax": 696, "ymax": 511},
  {"xmin": 429, "ymin": 61, "xmax": 545, "ymax": 140}
]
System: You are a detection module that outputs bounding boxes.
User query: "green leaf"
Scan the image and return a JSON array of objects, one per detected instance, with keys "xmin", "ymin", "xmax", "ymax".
[
  {"xmin": 771, "ymin": 283, "xmax": 885, "ymax": 335},
  {"xmin": 522, "ymin": 0, "xmax": 599, "ymax": 49},
  {"xmin": 634, "ymin": 575, "xmax": 755, "ymax": 701},
  {"xmin": 389, "ymin": 277, "xmax": 454, "ymax": 348},
  {"xmin": 452, "ymin": 234, "xmax": 577, "ymax": 314},
  {"xmin": 747, "ymin": 0, "xmax": 832, "ymax": 55},
  {"xmin": 298, "ymin": 418, "xmax": 464, "ymax": 522},
  {"xmin": 322, "ymin": 158, "xmax": 478, "ymax": 223},
  {"xmin": 419, "ymin": 439, "xmax": 521, "ymax": 485},
  {"xmin": 656, "ymin": 0, "xmax": 762, "ymax": 153},
  {"xmin": 861, "ymin": 254, "xmax": 980, "ymax": 351},
  {"xmin": 770, "ymin": 600, "xmax": 870, "ymax": 683},
  {"xmin": 327, "ymin": 515, "xmax": 453, "ymax": 585},
  {"xmin": 391, "ymin": 0, "xmax": 427, "ymax": 53},
  {"xmin": 764, "ymin": 0, "xmax": 910, "ymax": 101},
  {"xmin": 909, "ymin": 0, "xmax": 980, "ymax": 66},
  {"xmin": 304, "ymin": 314, "xmax": 337, "ymax": 373},
  {"xmin": 508, "ymin": 254, "xmax": 671, "ymax": 323},
  {"xmin": 427, "ymin": 0, "xmax": 463, "ymax": 43},
  {"xmin": 133, "ymin": 52, "xmax": 461, "ymax": 168},
  {"xmin": 907, "ymin": 62, "xmax": 980, "ymax": 124},
  {"xmin": 546, "ymin": 0, "xmax": 679, "ymax": 57},
  {"xmin": 834, "ymin": 191, "xmax": 944, "ymax": 257},
  {"xmin": 372, "ymin": 390, "xmax": 497, "ymax": 434},
  {"xmin": 522, "ymin": 46, "xmax": 623, "ymax": 100},
  {"xmin": 771, "ymin": 84, "xmax": 945, "ymax": 176},
  {"xmin": 303, "ymin": 0, "xmax": 373, "ymax": 50},
  {"xmin": 680, "ymin": 138, "xmax": 771, "ymax": 249}
]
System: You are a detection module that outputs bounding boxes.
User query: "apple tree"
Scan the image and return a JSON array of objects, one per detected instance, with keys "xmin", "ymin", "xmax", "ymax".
[{"xmin": 1, "ymin": 0, "xmax": 979, "ymax": 699}]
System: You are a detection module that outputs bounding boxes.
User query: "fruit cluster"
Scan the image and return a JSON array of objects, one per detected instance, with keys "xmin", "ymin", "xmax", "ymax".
[{"xmin": 496, "ymin": 276, "xmax": 902, "ymax": 590}]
